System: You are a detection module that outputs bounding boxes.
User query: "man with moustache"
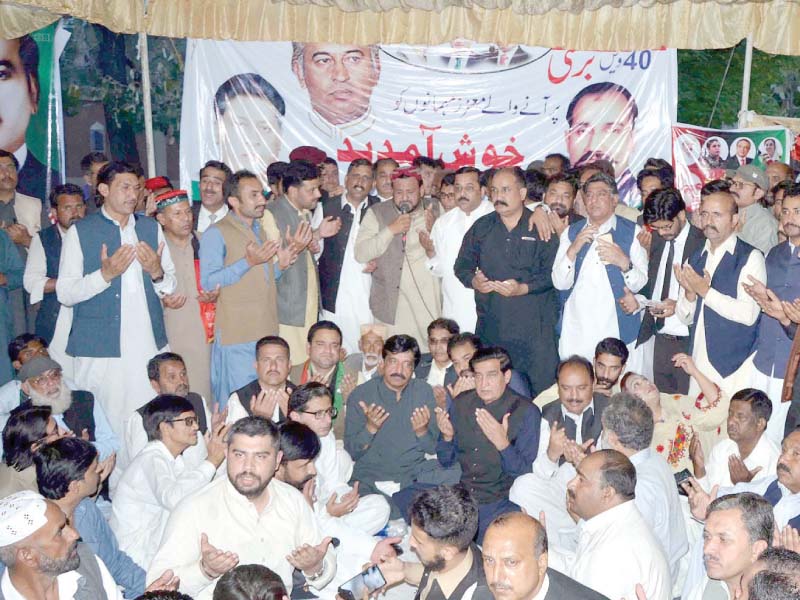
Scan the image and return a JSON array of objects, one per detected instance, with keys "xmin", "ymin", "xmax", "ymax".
[
  {"xmin": 422, "ymin": 166, "xmax": 493, "ymax": 332},
  {"xmin": 316, "ymin": 158, "xmax": 379, "ymax": 353},
  {"xmin": 539, "ymin": 173, "xmax": 583, "ymax": 238},
  {"xmin": 374, "ymin": 158, "xmax": 398, "ymax": 203},
  {"xmin": 455, "ymin": 167, "xmax": 559, "ymax": 395},
  {"xmin": 156, "ymin": 190, "xmax": 218, "ymax": 403},
  {"xmin": 730, "ymin": 165, "xmax": 778, "ymax": 255},
  {"xmin": 194, "ymin": 161, "xmax": 232, "ymax": 233},
  {"xmin": 23, "ymin": 184, "xmax": 86, "ymax": 375},
  {"xmin": 148, "ymin": 416, "xmax": 336, "ymax": 599},
  {"xmin": 343, "ymin": 324, "xmax": 387, "ymax": 383},
  {"xmin": 674, "ymin": 187, "xmax": 765, "ymax": 400},
  {"xmin": 356, "ymin": 169, "xmax": 441, "ymax": 350},
  {"xmin": 481, "ymin": 512, "xmax": 609, "ymax": 600},
  {"xmin": 743, "ymin": 184, "xmax": 800, "ymax": 444}
]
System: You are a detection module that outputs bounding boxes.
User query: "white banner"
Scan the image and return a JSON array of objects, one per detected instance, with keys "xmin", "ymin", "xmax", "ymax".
[{"xmin": 180, "ymin": 42, "xmax": 677, "ymax": 208}]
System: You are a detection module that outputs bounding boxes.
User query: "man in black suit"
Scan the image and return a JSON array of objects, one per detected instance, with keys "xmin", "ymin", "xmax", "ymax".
[
  {"xmin": 482, "ymin": 512, "xmax": 609, "ymax": 600},
  {"xmin": 725, "ymin": 138, "xmax": 754, "ymax": 169},
  {"xmin": 622, "ymin": 188, "xmax": 706, "ymax": 394},
  {"xmin": 415, "ymin": 318, "xmax": 460, "ymax": 389}
]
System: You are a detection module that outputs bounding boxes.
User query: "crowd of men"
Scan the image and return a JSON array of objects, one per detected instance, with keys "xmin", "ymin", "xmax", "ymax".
[{"xmin": 0, "ymin": 140, "xmax": 799, "ymax": 600}]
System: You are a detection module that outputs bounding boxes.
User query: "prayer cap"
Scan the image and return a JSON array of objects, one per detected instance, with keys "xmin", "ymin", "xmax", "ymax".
[{"xmin": 0, "ymin": 491, "xmax": 48, "ymax": 546}]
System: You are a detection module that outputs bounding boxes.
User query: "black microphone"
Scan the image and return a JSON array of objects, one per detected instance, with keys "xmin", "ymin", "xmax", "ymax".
[{"xmin": 398, "ymin": 203, "xmax": 412, "ymax": 249}]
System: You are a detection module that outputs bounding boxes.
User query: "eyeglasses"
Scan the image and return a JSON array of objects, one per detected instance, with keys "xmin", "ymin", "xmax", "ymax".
[
  {"xmin": 584, "ymin": 190, "xmax": 612, "ymax": 201},
  {"xmin": 169, "ymin": 416, "xmax": 198, "ymax": 427},
  {"xmin": 30, "ymin": 370, "xmax": 62, "ymax": 387},
  {"xmin": 731, "ymin": 180, "xmax": 756, "ymax": 190},
  {"xmin": 300, "ymin": 407, "xmax": 338, "ymax": 420}
]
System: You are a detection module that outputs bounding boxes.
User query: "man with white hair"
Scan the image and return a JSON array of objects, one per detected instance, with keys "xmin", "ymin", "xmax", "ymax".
[
  {"xmin": 0, "ymin": 491, "xmax": 178, "ymax": 599},
  {"xmin": 343, "ymin": 324, "xmax": 387, "ymax": 384}
]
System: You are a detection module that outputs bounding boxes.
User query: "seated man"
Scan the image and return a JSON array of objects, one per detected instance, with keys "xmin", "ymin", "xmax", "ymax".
[
  {"xmin": 226, "ymin": 336, "xmax": 295, "ymax": 424},
  {"xmin": 444, "ymin": 333, "xmax": 531, "ymax": 400},
  {"xmin": 741, "ymin": 547, "xmax": 800, "ymax": 600},
  {"xmin": 343, "ymin": 324, "xmax": 387, "ymax": 384},
  {"xmin": 692, "ymin": 389, "xmax": 779, "ymax": 492},
  {"xmin": 415, "ymin": 318, "xmax": 459, "ymax": 389},
  {"xmin": 378, "ymin": 484, "xmax": 492, "ymax": 600},
  {"xmin": 148, "ymin": 416, "xmax": 336, "ymax": 599},
  {"xmin": 621, "ymin": 353, "xmax": 728, "ymax": 474},
  {"xmin": 534, "ymin": 337, "xmax": 627, "ymax": 408},
  {"xmin": 36, "ymin": 437, "xmax": 144, "ymax": 598},
  {"xmin": 111, "ymin": 395, "xmax": 227, "ymax": 569},
  {"xmin": 427, "ymin": 346, "xmax": 541, "ymax": 541},
  {"xmin": 510, "ymin": 356, "xmax": 608, "ymax": 550},
  {"xmin": 482, "ymin": 512, "xmax": 609, "ymax": 600},
  {"xmin": 287, "ymin": 382, "xmax": 389, "ymax": 536},
  {"xmin": 549, "ymin": 450, "xmax": 671, "ymax": 600},
  {"xmin": 344, "ymin": 335, "xmax": 444, "ymax": 518},
  {"xmin": 18, "ymin": 356, "xmax": 118, "ymax": 460}
]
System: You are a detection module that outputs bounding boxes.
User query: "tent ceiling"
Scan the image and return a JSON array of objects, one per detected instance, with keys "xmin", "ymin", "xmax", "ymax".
[{"xmin": 2, "ymin": 0, "xmax": 800, "ymax": 54}]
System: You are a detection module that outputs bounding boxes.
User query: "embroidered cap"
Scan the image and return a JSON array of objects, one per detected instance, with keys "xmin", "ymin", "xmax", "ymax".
[
  {"xmin": 155, "ymin": 189, "xmax": 191, "ymax": 212},
  {"xmin": 17, "ymin": 356, "xmax": 62, "ymax": 383},
  {"xmin": 0, "ymin": 491, "xmax": 48, "ymax": 546}
]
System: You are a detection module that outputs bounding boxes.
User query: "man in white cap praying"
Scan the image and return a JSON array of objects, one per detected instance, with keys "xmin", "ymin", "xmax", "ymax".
[{"xmin": 0, "ymin": 490, "xmax": 178, "ymax": 599}]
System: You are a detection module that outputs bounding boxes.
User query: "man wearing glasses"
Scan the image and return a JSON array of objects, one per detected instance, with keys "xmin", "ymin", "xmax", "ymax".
[
  {"xmin": 111, "ymin": 394, "xmax": 228, "ymax": 570},
  {"xmin": 730, "ymin": 165, "xmax": 779, "ymax": 255}
]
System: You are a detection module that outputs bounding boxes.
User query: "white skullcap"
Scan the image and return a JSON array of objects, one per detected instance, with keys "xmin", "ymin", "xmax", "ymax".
[{"xmin": 0, "ymin": 491, "xmax": 48, "ymax": 546}]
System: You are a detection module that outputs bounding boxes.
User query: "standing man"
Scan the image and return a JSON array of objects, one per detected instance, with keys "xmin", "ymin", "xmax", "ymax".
[
  {"xmin": 423, "ymin": 166, "xmax": 493, "ymax": 332},
  {"xmin": 0, "ymin": 228, "xmax": 23, "ymax": 385},
  {"xmin": 731, "ymin": 165, "xmax": 779, "ymax": 255},
  {"xmin": 455, "ymin": 167, "xmax": 559, "ymax": 395},
  {"xmin": 374, "ymin": 158, "xmax": 398, "ymax": 203},
  {"xmin": 356, "ymin": 168, "xmax": 441, "ymax": 350},
  {"xmin": 627, "ymin": 188, "xmax": 705, "ymax": 393},
  {"xmin": 200, "ymin": 169, "xmax": 295, "ymax": 407},
  {"xmin": 674, "ymin": 188, "xmax": 765, "ymax": 399},
  {"xmin": 56, "ymin": 161, "xmax": 176, "ymax": 439},
  {"xmin": 23, "ymin": 184, "xmax": 86, "ymax": 370},
  {"xmin": 316, "ymin": 158, "xmax": 379, "ymax": 353},
  {"xmin": 156, "ymin": 190, "xmax": 218, "ymax": 403},
  {"xmin": 79, "ymin": 152, "xmax": 108, "ymax": 206},
  {"xmin": 553, "ymin": 172, "xmax": 648, "ymax": 362},
  {"xmin": 194, "ymin": 161, "xmax": 232, "ymax": 234}
]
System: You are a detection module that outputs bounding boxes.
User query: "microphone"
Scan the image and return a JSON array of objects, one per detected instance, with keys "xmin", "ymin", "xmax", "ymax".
[{"xmin": 398, "ymin": 203, "xmax": 412, "ymax": 249}]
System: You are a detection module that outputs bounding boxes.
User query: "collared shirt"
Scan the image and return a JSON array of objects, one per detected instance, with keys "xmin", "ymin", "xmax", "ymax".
[
  {"xmin": 196, "ymin": 204, "xmax": 229, "ymax": 234},
  {"xmin": 23, "ymin": 224, "xmax": 67, "ymax": 303},
  {"xmin": 697, "ymin": 434, "xmax": 780, "ymax": 492},
  {"xmin": 532, "ymin": 400, "xmax": 596, "ymax": 482},
  {"xmin": 111, "ymin": 440, "xmax": 217, "ymax": 570},
  {"xmin": 1, "ymin": 553, "xmax": 123, "ymax": 600},
  {"xmin": 739, "ymin": 202, "xmax": 778, "ymax": 256},
  {"xmin": 426, "ymin": 200, "xmax": 494, "ymax": 332},
  {"xmin": 552, "ymin": 215, "xmax": 648, "ymax": 359},
  {"xmin": 426, "ymin": 360, "xmax": 450, "ymax": 388},
  {"xmin": 531, "ymin": 574, "xmax": 550, "ymax": 600},
  {"xmin": 147, "ymin": 477, "xmax": 335, "ymax": 599},
  {"xmin": 419, "ymin": 546, "xmax": 476, "ymax": 600}
]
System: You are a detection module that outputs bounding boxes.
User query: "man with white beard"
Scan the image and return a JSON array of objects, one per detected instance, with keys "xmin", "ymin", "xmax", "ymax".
[
  {"xmin": 18, "ymin": 356, "xmax": 118, "ymax": 460},
  {"xmin": 343, "ymin": 324, "xmax": 387, "ymax": 383}
]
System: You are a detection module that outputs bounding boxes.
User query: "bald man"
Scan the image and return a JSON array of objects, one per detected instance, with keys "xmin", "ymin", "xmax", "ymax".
[{"xmin": 482, "ymin": 512, "xmax": 609, "ymax": 600}]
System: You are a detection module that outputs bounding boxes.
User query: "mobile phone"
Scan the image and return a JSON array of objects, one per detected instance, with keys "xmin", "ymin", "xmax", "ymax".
[
  {"xmin": 338, "ymin": 565, "xmax": 387, "ymax": 600},
  {"xmin": 675, "ymin": 469, "xmax": 692, "ymax": 496}
]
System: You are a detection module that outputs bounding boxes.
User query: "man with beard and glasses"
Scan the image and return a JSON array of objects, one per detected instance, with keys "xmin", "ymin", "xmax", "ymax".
[
  {"xmin": 111, "ymin": 395, "xmax": 227, "ymax": 570},
  {"xmin": 343, "ymin": 324, "xmax": 387, "ymax": 384},
  {"xmin": 674, "ymin": 188, "xmax": 765, "ymax": 402},
  {"xmin": 148, "ymin": 416, "xmax": 336, "ymax": 600},
  {"xmin": 18, "ymin": 356, "xmax": 118, "ymax": 461},
  {"xmin": 378, "ymin": 484, "xmax": 492, "ymax": 600},
  {"xmin": 0, "ymin": 491, "xmax": 179, "ymax": 599},
  {"xmin": 422, "ymin": 167, "xmax": 493, "ymax": 333},
  {"xmin": 455, "ymin": 167, "xmax": 559, "ymax": 395},
  {"xmin": 23, "ymin": 184, "xmax": 86, "ymax": 364}
]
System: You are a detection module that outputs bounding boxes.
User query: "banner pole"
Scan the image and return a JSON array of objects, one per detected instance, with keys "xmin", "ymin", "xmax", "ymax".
[
  {"xmin": 738, "ymin": 34, "xmax": 754, "ymax": 128},
  {"xmin": 140, "ymin": 0, "xmax": 156, "ymax": 177}
]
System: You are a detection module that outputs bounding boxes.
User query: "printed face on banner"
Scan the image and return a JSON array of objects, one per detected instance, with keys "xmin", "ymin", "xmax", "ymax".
[
  {"xmin": 181, "ymin": 43, "xmax": 677, "ymax": 210},
  {"xmin": 0, "ymin": 38, "xmax": 39, "ymax": 153},
  {"xmin": 291, "ymin": 43, "xmax": 381, "ymax": 127}
]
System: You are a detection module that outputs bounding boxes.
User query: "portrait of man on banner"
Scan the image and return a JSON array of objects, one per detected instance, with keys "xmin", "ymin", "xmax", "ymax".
[
  {"xmin": 564, "ymin": 81, "xmax": 640, "ymax": 208},
  {"xmin": 291, "ymin": 43, "xmax": 381, "ymax": 140},
  {"xmin": 214, "ymin": 72, "xmax": 286, "ymax": 188}
]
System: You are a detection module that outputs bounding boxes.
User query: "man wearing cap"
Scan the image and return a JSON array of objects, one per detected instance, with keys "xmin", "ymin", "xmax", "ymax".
[
  {"xmin": 156, "ymin": 189, "xmax": 219, "ymax": 403},
  {"xmin": 0, "ymin": 490, "xmax": 179, "ymax": 599},
  {"xmin": 355, "ymin": 168, "xmax": 441, "ymax": 351},
  {"xmin": 18, "ymin": 356, "xmax": 118, "ymax": 461},
  {"xmin": 731, "ymin": 165, "xmax": 779, "ymax": 255},
  {"xmin": 344, "ymin": 324, "xmax": 387, "ymax": 383}
]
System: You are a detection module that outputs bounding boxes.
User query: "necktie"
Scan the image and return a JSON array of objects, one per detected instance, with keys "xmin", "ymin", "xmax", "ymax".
[
  {"xmin": 656, "ymin": 240, "xmax": 675, "ymax": 330},
  {"xmin": 208, "ymin": 213, "xmax": 217, "ymax": 225}
]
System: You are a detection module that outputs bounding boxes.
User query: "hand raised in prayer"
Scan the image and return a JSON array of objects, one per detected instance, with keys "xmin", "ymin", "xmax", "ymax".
[
  {"xmin": 137, "ymin": 241, "xmax": 165, "ymax": 279},
  {"xmin": 200, "ymin": 533, "xmax": 239, "ymax": 579},
  {"xmin": 210, "ymin": 403, "xmax": 228, "ymax": 431},
  {"xmin": 410, "ymin": 406, "xmax": 431, "ymax": 437},
  {"xmin": 618, "ymin": 286, "xmax": 640, "ymax": 315},
  {"xmin": 634, "ymin": 583, "xmax": 649, "ymax": 600},
  {"xmin": 566, "ymin": 225, "xmax": 597, "ymax": 261},
  {"xmin": 359, "ymin": 401, "xmax": 389, "ymax": 434},
  {"xmin": 689, "ymin": 433, "xmax": 706, "ymax": 478},
  {"xmin": 5, "ymin": 223, "xmax": 31, "ymax": 248},
  {"xmin": 388, "ymin": 213, "xmax": 412, "ymax": 236},
  {"xmin": 424, "ymin": 206, "xmax": 437, "ymax": 233},
  {"xmin": 418, "ymin": 230, "xmax": 435, "ymax": 258},
  {"xmin": 760, "ymin": 288, "xmax": 789, "ymax": 323},
  {"xmin": 277, "ymin": 242, "xmax": 301, "ymax": 271},
  {"xmin": 476, "ymin": 409, "xmax": 509, "ymax": 451},
  {"xmin": 671, "ymin": 353, "xmax": 698, "ymax": 376},
  {"xmin": 145, "ymin": 570, "xmax": 180, "ymax": 593},
  {"xmin": 680, "ymin": 264, "xmax": 711, "ymax": 298},
  {"xmin": 471, "ymin": 269, "xmax": 493, "ymax": 294},
  {"xmin": 782, "ymin": 298, "xmax": 800, "ymax": 324},
  {"xmin": 637, "ymin": 228, "xmax": 652, "ymax": 254},
  {"xmin": 774, "ymin": 524, "xmax": 800, "ymax": 553},
  {"xmin": 245, "ymin": 239, "xmax": 279, "ymax": 267},
  {"xmin": 547, "ymin": 421, "xmax": 568, "ymax": 463},
  {"xmin": 302, "ymin": 477, "xmax": 316, "ymax": 507},
  {"xmin": 287, "ymin": 537, "xmax": 333, "ymax": 575},
  {"xmin": 563, "ymin": 438, "xmax": 594, "ymax": 467},
  {"xmin": 250, "ymin": 389, "xmax": 279, "ymax": 420},
  {"xmin": 528, "ymin": 206, "xmax": 555, "ymax": 242},
  {"xmin": 318, "ymin": 216, "xmax": 342, "ymax": 239},
  {"xmin": 341, "ymin": 372, "xmax": 357, "ymax": 403},
  {"xmin": 434, "ymin": 407, "xmax": 454, "ymax": 441},
  {"xmin": 362, "ymin": 260, "xmax": 377, "ymax": 274},
  {"xmin": 286, "ymin": 222, "xmax": 313, "ymax": 254},
  {"xmin": 728, "ymin": 454, "xmax": 762, "ymax": 484},
  {"xmin": 326, "ymin": 482, "xmax": 360, "ymax": 517},
  {"xmin": 162, "ymin": 293, "xmax": 187, "ymax": 310},
  {"xmin": 681, "ymin": 478, "xmax": 717, "ymax": 522},
  {"xmin": 432, "ymin": 385, "xmax": 447, "ymax": 409},
  {"xmin": 742, "ymin": 275, "xmax": 769, "ymax": 305},
  {"xmin": 97, "ymin": 452, "xmax": 116, "ymax": 484},
  {"xmin": 205, "ymin": 422, "xmax": 229, "ymax": 468},
  {"xmin": 100, "ymin": 243, "xmax": 136, "ymax": 282},
  {"xmin": 196, "ymin": 284, "xmax": 221, "ymax": 304}
]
